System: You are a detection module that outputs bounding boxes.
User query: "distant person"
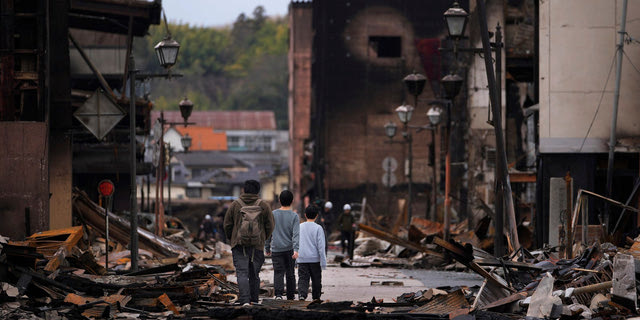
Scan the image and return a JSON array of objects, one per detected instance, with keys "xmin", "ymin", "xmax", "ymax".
[
  {"xmin": 297, "ymin": 205, "xmax": 327, "ymax": 301},
  {"xmin": 323, "ymin": 201, "xmax": 334, "ymax": 236},
  {"xmin": 199, "ymin": 214, "xmax": 215, "ymax": 240},
  {"xmin": 212, "ymin": 215, "xmax": 224, "ymax": 241},
  {"xmin": 265, "ymin": 190, "xmax": 300, "ymax": 300},
  {"xmin": 224, "ymin": 180, "xmax": 275, "ymax": 306},
  {"xmin": 338, "ymin": 204, "xmax": 355, "ymax": 257},
  {"xmin": 313, "ymin": 199, "xmax": 329, "ymax": 253}
]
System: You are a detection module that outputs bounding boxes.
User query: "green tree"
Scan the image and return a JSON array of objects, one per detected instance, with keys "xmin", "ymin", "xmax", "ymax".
[{"xmin": 134, "ymin": 6, "xmax": 289, "ymax": 129}]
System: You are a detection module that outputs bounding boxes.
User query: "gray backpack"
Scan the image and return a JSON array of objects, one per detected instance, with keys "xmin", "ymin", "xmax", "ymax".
[{"xmin": 237, "ymin": 199, "xmax": 263, "ymax": 246}]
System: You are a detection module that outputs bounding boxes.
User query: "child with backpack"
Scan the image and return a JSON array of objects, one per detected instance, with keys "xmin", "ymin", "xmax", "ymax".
[
  {"xmin": 223, "ymin": 180, "xmax": 275, "ymax": 305},
  {"xmin": 297, "ymin": 205, "xmax": 327, "ymax": 301}
]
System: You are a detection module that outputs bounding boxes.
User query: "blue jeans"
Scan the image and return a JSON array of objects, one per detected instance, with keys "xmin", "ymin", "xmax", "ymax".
[
  {"xmin": 232, "ymin": 246, "xmax": 265, "ymax": 304},
  {"xmin": 272, "ymin": 250, "xmax": 296, "ymax": 299}
]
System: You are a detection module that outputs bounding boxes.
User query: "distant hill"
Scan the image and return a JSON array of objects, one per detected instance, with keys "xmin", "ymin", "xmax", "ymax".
[{"xmin": 134, "ymin": 6, "xmax": 289, "ymax": 129}]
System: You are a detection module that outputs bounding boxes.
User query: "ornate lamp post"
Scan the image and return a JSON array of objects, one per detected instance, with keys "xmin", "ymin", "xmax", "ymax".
[
  {"xmin": 157, "ymin": 98, "xmax": 194, "ymax": 235},
  {"xmin": 395, "ymin": 103, "xmax": 414, "ymax": 227},
  {"xmin": 128, "ymin": 19, "xmax": 181, "ymax": 271},
  {"xmin": 427, "ymin": 105, "xmax": 442, "ymax": 221},
  {"xmin": 440, "ymin": 74, "xmax": 463, "ymax": 241},
  {"xmin": 384, "ymin": 121, "xmax": 398, "ymax": 218},
  {"xmin": 439, "ymin": 0, "xmax": 518, "ymax": 255}
]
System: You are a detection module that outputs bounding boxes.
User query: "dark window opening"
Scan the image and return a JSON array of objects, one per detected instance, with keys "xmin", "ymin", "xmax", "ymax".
[
  {"xmin": 369, "ymin": 36, "xmax": 401, "ymax": 58},
  {"xmin": 186, "ymin": 187, "xmax": 202, "ymax": 198}
]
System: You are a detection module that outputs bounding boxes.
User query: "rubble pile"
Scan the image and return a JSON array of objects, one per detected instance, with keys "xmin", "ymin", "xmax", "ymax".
[
  {"xmin": 341, "ymin": 217, "xmax": 493, "ymax": 269},
  {"xmin": 0, "ymin": 190, "xmax": 637, "ymax": 319},
  {"xmin": 339, "ymin": 214, "xmax": 640, "ymax": 319},
  {"xmin": 380, "ymin": 239, "xmax": 639, "ymax": 320},
  {"xmin": 0, "ymin": 190, "xmax": 243, "ymax": 319}
]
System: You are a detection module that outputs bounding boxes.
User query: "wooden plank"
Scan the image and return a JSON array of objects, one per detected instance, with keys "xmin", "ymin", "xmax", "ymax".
[
  {"xmin": 508, "ymin": 172, "xmax": 536, "ymax": 183},
  {"xmin": 433, "ymin": 237, "xmax": 514, "ymax": 292}
]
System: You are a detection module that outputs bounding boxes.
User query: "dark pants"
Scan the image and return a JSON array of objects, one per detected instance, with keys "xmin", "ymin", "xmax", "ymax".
[
  {"xmin": 232, "ymin": 246, "xmax": 265, "ymax": 304},
  {"xmin": 298, "ymin": 262, "xmax": 322, "ymax": 300},
  {"xmin": 272, "ymin": 250, "xmax": 296, "ymax": 299},
  {"xmin": 340, "ymin": 231, "xmax": 352, "ymax": 254}
]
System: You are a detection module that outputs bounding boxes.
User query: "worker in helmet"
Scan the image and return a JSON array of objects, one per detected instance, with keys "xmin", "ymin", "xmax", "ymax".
[{"xmin": 338, "ymin": 204, "xmax": 355, "ymax": 258}]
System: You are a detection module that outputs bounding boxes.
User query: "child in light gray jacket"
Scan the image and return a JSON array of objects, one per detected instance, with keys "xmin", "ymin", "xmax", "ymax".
[{"xmin": 297, "ymin": 205, "xmax": 327, "ymax": 301}]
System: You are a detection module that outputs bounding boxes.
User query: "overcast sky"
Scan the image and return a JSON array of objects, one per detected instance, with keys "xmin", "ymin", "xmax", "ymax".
[{"xmin": 161, "ymin": 0, "xmax": 291, "ymax": 27}]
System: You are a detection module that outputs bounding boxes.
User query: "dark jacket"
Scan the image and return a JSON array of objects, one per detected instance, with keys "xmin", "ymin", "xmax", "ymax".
[
  {"xmin": 223, "ymin": 193, "xmax": 275, "ymax": 250},
  {"xmin": 338, "ymin": 212, "xmax": 355, "ymax": 232}
]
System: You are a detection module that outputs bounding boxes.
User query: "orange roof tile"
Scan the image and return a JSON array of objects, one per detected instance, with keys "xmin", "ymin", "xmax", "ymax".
[{"xmin": 174, "ymin": 126, "xmax": 227, "ymax": 151}]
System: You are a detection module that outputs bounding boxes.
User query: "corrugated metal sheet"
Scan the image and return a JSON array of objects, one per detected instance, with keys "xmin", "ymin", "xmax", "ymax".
[
  {"xmin": 151, "ymin": 111, "xmax": 276, "ymax": 131},
  {"xmin": 409, "ymin": 289, "xmax": 470, "ymax": 317}
]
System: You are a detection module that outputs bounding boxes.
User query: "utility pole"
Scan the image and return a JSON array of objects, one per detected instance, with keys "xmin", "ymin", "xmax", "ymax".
[
  {"xmin": 128, "ymin": 55, "xmax": 139, "ymax": 272},
  {"xmin": 605, "ymin": 0, "xmax": 628, "ymax": 231},
  {"xmin": 477, "ymin": 0, "xmax": 519, "ymax": 253}
]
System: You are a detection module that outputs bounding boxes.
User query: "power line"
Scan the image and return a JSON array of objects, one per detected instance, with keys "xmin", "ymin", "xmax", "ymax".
[
  {"xmin": 623, "ymin": 50, "xmax": 640, "ymax": 78},
  {"xmin": 578, "ymin": 52, "xmax": 616, "ymax": 153}
]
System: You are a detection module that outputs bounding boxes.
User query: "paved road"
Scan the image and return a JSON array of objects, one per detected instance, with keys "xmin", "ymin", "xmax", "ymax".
[{"xmin": 230, "ymin": 249, "xmax": 484, "ymax": 302}]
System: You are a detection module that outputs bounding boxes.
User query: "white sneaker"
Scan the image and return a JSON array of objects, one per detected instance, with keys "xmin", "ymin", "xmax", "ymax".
[
  {"xmin": 275, "ymin": 296, "xmax": 283, "ymax": 300},
  {"xmin": 242, "ymin": 303, "xmax": 251, "ymax": 307}
]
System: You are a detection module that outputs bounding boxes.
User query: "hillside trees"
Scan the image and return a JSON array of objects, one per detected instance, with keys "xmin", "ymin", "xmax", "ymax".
[{"xmin": 134, "ymin": 6, "xmax": 289, "ymax": 129}]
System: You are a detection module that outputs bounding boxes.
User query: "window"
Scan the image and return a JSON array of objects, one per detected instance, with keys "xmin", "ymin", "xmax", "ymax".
[
  {"xmin": 186, "ymin": 187, "xmax": 202, "ymax": 198},
  {"xmin": 228, "ymin": 136, "xmax": 241, "ymax": 147},
  {"xmin": 245, "ymin": 135, "xmax": 272, "ymax": 151},
  {"xmin": 369, "ymin": 36, "xmax": 402, "ymax": 58}
]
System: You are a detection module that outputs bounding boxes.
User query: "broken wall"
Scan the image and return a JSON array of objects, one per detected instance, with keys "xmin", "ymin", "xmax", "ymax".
[
  {"xmin": 289, "ymin": 2, "xmax": 313, "ymax": 210},
  {"xmin": 310, "ymin": 0, "xmax": 467, "ymax": 219}
]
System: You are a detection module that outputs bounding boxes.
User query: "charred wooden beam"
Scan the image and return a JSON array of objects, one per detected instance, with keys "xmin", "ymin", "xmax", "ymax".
[{"xmin": 358, "ymin": 224, "xmax": 444, "ymax": 258}]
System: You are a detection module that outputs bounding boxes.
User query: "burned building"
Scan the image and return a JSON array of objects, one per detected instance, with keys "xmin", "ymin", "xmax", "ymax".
[
  {"xmin": 290, "ymin": 0, "xmax": 640, "ymax": 248},
  {"xmin": 288, "ymin": 0, "xmax": 539, "ymax": 228},
  {"xmin": 0, "ymin": 0, "xmax": 161, "ymax": 239},
  {"xmin": 289, "ymin": 0, "xmax": 471, "ymax": 221}
]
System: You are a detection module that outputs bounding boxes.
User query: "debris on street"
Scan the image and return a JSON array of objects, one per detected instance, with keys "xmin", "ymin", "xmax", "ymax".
[{"xmin": 0, "ymin": 192, "xmax": 638, "ymax": 319}]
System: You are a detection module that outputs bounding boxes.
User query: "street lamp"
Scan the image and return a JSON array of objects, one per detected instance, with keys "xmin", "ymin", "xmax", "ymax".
[
  {"xmin": 427, "ymin": 105, "xmax": 443, "ymax": 126},
  {"xmin": 395, "ymin": 103, "xmax": 414, "ymax": 124},
  {"xmin": 384, "ymin": 121, "xmax": 398, "ymax": 139},
  {"xmin": 443, "ymin": 1, "xmax": 469, "ymax": 39},
  {"xmin": 441, "ymin": 73, "xmax": 464, "ymax": 100},
  {"xmin": 179, "ymin": 97, "xmax": 194, "ymax": 125},
  {"xmin": 181, "ymin": 133, "xmax": 192, "ymax": 152},
  {"xmin": 403, "ymin": 72, "xmax": 427, "ymax": 97},
  {"xmin": 154, "ymin": 38, "xmax": 180, "ymax": 69},
  {"xmin": 154, "ymin": 11, "xmax": 181, "ymax": 69}
]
